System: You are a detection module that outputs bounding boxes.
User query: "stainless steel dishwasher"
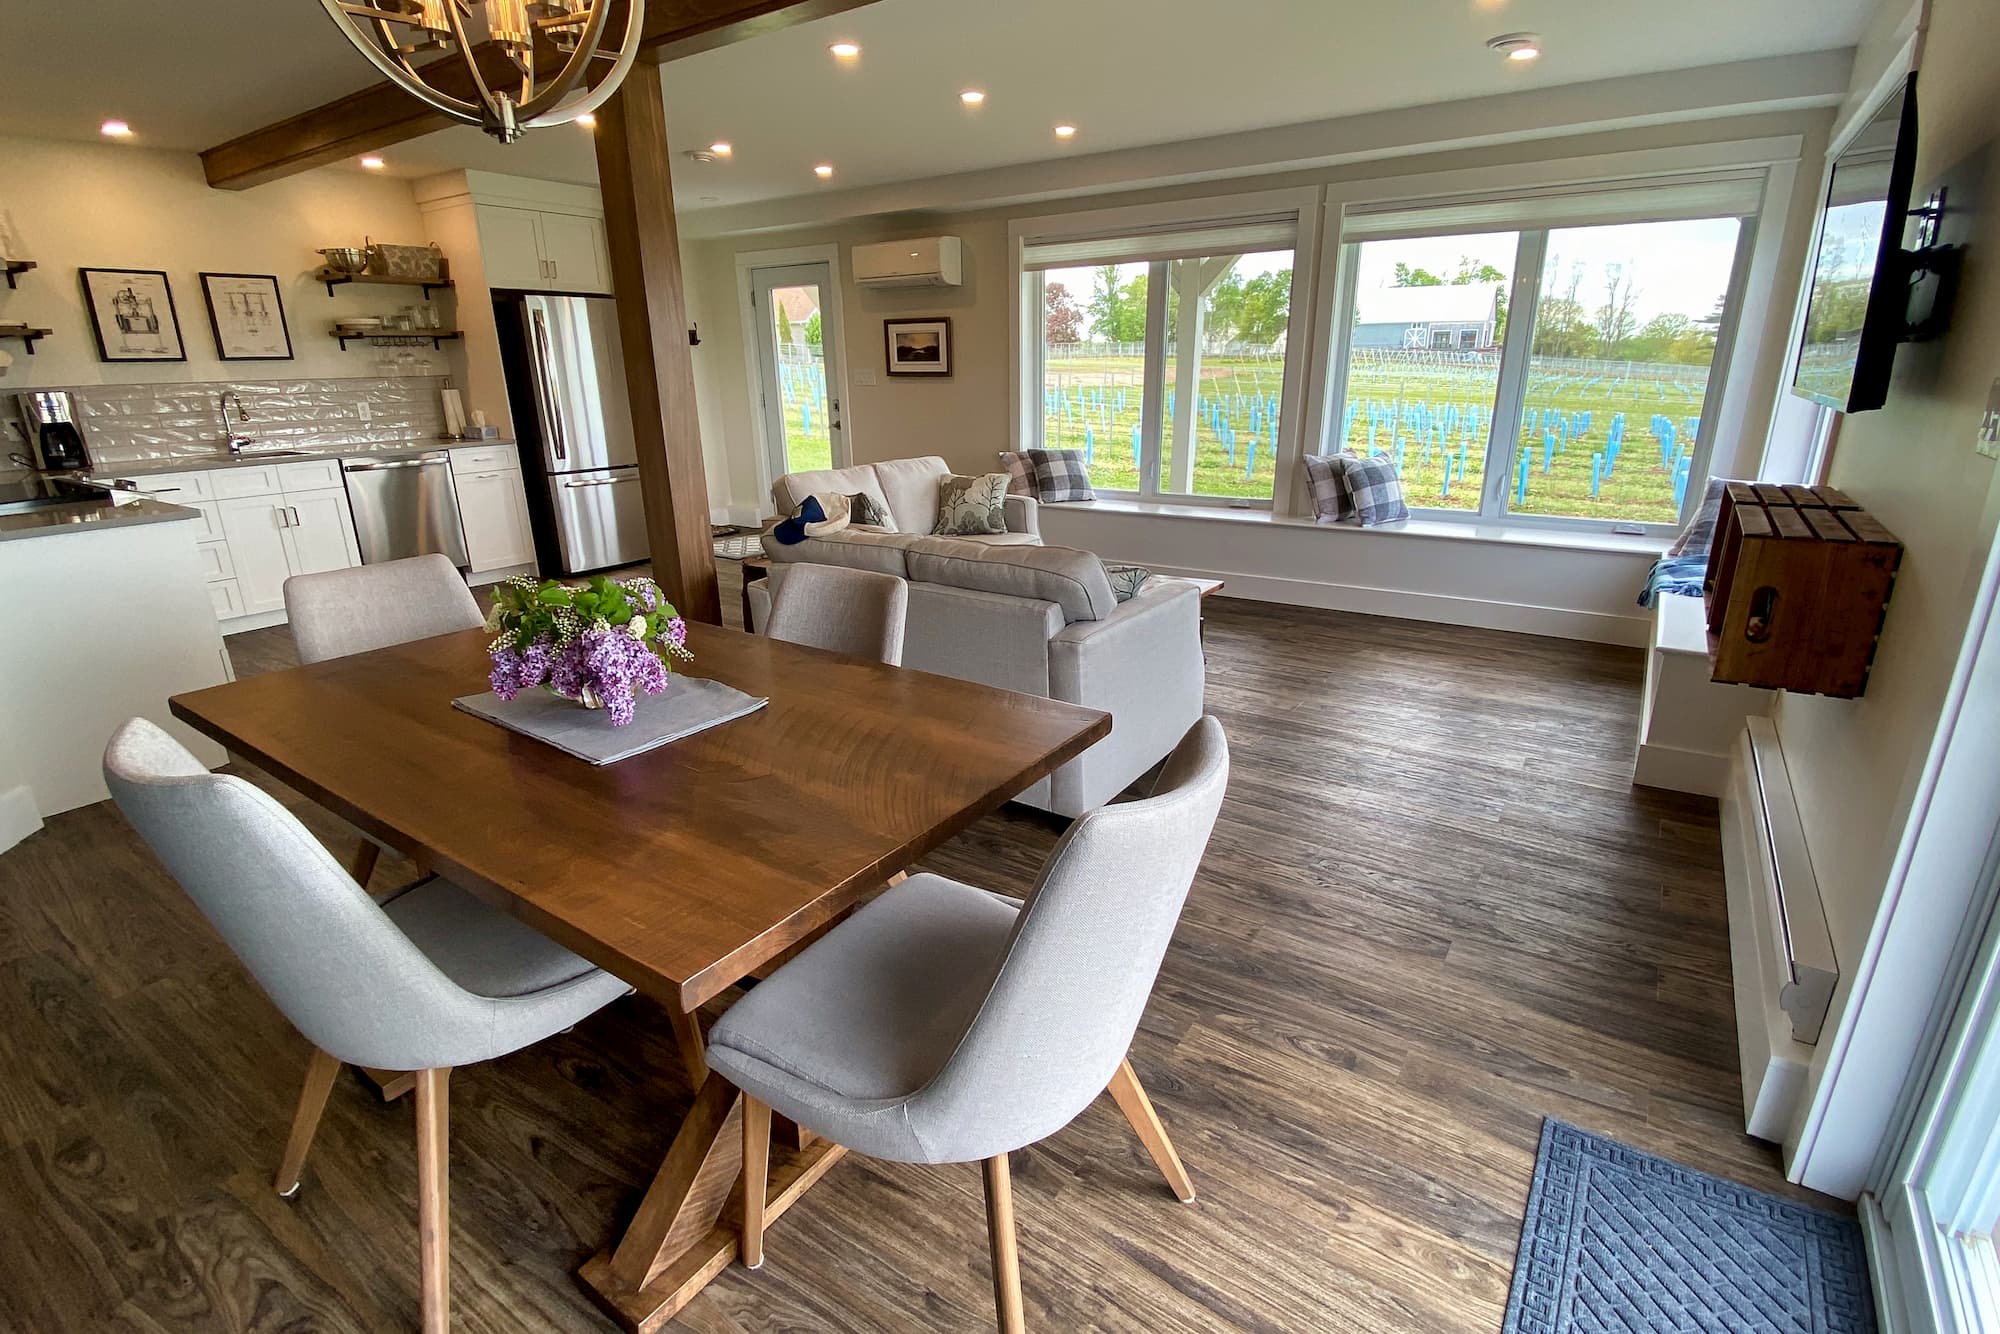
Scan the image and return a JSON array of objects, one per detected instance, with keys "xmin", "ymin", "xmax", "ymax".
[{"xmin": 341, "ymin": 452, "xmax": 470, "ymax": 567}]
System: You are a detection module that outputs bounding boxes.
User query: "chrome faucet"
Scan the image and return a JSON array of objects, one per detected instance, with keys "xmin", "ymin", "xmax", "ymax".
[{"xmin": 219, "ymin": 390, "xmax": 256, "ymax": 453}]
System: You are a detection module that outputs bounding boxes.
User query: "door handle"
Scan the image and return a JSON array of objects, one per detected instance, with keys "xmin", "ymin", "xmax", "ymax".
[
  {"xmin": 288, "ymin": 506, "xmax": 301, "ymax": 527},
  {"xmin": 560, "ymin": 476, "xmax": 638, "ymax": 488},
  {"xmin": 529, "ymin": 309, "xmax": 568, "ymax": 461},
  {"xmin": 275, "ymin": 505, "xmax": 290, "ymax": 529}
]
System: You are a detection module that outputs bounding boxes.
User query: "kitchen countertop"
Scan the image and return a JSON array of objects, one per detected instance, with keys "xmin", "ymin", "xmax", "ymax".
[
  {"xmin": 0, "ymin": 492, "xmax": 200, "ymax": 544},
  {"xmin": 85, "ymin": 439, "xmax": 517, "ymax": 480}
]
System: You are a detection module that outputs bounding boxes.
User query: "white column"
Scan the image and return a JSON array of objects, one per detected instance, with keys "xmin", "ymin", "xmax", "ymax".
[{"xmin": 1166, "ymin": 256, "xmax": 1236, "ymax": 494}]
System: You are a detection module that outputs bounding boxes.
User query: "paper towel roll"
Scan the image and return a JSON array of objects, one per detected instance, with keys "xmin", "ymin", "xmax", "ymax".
[{"xmin": 440, "ymin": 388, "xmax": 466, "ymax": 437}]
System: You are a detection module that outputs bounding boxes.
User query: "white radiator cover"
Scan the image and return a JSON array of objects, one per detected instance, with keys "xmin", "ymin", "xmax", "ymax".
[{"xmin": 1721, "ymin": 717, "xmax": 1839, "ymax": 1142}]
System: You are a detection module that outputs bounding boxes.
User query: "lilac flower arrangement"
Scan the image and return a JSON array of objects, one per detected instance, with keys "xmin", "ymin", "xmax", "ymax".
[{"xmin": 485, "ymin": 573, "xmax": 691, "ymax": 726}]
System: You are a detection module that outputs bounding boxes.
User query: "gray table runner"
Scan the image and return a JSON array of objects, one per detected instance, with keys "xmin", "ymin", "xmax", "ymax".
[{"xmin": 453, "ymin": 675, "xmax": 768, "ymax": 765}]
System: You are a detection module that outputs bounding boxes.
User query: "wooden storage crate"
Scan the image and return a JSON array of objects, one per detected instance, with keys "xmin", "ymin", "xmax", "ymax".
[{"xmin": 1703, "ymin": 483, "xmax": 1901, "ymax": 698}]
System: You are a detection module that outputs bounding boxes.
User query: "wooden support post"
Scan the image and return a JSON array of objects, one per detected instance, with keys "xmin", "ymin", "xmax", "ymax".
[{"xmin": 594, "ymin": 64, "xmax": 722, "ymax": 626}]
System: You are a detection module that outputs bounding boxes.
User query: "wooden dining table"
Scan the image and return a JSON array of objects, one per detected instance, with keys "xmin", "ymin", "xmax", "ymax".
[{"xmin": 170, "ymin": 621, "xmax": 1111, "ymax": 1332}]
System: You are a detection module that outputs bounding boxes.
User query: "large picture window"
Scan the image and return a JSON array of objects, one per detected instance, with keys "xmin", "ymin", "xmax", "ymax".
[
  {"xmin": 1328, "ymin": 178, "xmax": 1759, "ymax": 532},
  {"xmin": 1025, "ymin": 215, "xmax": 1302, "ymax": 503}
]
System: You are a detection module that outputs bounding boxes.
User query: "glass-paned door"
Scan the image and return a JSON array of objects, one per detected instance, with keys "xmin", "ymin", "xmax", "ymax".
[{"xmin": 750, "ymin": 262, "xmax": 845, "ymax": 485}]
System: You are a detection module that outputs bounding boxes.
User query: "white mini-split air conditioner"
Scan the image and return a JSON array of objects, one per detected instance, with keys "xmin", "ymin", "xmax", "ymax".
[{"xmin": 852, "ymin": 236, "xmax": 963, "ymax": 288}]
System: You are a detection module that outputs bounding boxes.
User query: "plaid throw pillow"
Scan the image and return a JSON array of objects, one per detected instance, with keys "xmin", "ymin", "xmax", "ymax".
[
  {"xmin": 997, "ymin": 451, "xmax": 1035, "ymax": 497},
  {"xmin": 1024, "ymin": 448, "xmax": 1096, "ymax": 503},
  {"xmin": 1302, "ymin": 454, "xmax": 1354, "ymax": 523},
  {"xmin": 1342, "ymin": 452, "xmax": 1409, "ymax": 527}
]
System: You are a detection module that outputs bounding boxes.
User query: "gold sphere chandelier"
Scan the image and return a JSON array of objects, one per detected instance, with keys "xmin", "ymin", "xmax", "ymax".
[{"xmin": 319, "ymin": 0, "xmax": 645, "ymax": 143}]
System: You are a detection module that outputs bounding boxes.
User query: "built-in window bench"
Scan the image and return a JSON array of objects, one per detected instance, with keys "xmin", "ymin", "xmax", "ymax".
[{"xmin": 1033, "ymin": 497, "xmax": 1667, "ymax": 646}]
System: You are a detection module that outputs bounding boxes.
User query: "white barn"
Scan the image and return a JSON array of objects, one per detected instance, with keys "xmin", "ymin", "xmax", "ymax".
[{"xmin": 1353, "ymin": 283, "xmax": 1503, "ymax": 351}]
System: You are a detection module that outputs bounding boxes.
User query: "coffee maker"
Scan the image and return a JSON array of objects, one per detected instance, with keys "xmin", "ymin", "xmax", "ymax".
[{"xmin": 17, "ymin": 391, "xmax": 92, "ymax": 471}]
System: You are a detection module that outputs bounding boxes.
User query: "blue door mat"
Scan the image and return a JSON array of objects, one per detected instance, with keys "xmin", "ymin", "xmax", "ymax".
[{"xmin": 1503, "ymin": 1119, "xmax": 1877, "ymax": 1333}]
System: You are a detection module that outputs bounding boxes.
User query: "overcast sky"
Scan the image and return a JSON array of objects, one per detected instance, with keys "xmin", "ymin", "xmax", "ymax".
[{"xmin": 1352, "ymin": 218, "xmax": 1744, "ymax": 325}]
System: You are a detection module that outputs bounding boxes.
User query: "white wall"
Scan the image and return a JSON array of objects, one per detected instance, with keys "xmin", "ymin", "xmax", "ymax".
[
  {"xmin": 0, "ymin": 136, "xmax": 438, "ymax": 390},
  {"xmin": 1776, "ymin": 0, "xmax": 2000, "ymax": 1188}
]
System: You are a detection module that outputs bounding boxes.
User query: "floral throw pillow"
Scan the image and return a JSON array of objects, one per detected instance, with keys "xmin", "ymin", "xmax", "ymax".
[
  {"xmin": 1104, "ymin": 563, "xmax": 1151, "ymax": 601},
  {"xmin": 932, "ymin": 473, "xmax": 1012, "ymax": 536}
]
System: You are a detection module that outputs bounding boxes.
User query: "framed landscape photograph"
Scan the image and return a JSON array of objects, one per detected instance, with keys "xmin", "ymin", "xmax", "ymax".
[
  {"xmin": 200, "ymin": 272, "xmax": 293, "ymax": 361},
  {"xmin": 79, "ymin": 267, "xmax": 186, "ymax": 363},
  {"xmin": 884, "ymin": 317, "xmax": 952, "ymax": 377}
]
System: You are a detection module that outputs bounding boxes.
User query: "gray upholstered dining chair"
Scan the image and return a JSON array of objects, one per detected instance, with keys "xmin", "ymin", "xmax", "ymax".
[
  {"xmin": 284, "ymin": 554, "xmax": 485, "ymax": 890},
  {"xmin": 104, "ymin": 717, "xmax": 631, "ymax": 1334},
  {"xmin": 765, "ymin": 563, "xmax": 910, "ymax": 665},
  {"xmin": 708, "ymin": 717, "xmax": 1229, "ymax": 1333}
]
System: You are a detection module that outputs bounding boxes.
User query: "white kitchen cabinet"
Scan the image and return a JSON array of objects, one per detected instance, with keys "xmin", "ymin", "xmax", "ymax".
[
  {"xmin": 216, "ymin": 496, "xmax": 294, "ymax": 615},
  {"xmin": 455, "ymin": 468, "xmax": 536, "ymax": 573},
  {"xmin": 479, "ymin": 205, "xmax": 548, "ymax": 290},
  {"xmin": 538, "ymin": 212, "xmax": 613, "ymax": 294},
  {"xmin": 476, "ymin": 204, "xmax": 612, "ymax": 294},
  {"xmin": 283, "ymin": 488, "xmax": 364, "ymax": 577}
]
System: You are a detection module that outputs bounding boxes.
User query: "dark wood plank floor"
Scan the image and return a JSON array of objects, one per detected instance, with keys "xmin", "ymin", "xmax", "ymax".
[{"xmin": 0, "ymin": 560, "xmax": 1838, "ymax": 1332}]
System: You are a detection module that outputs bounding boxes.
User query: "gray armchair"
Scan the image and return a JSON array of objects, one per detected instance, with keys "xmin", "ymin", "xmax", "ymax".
[
  {"xmin": 706, "ymin": 717, "xmax": 1230, "ymax": 1331},
  {"xmin": 766, "ymin": 563, "xmax": 909, "ymax": 665},
  {"xmin": 103, "ymin": 718, "xmax": 631, "ymax": 1334}
]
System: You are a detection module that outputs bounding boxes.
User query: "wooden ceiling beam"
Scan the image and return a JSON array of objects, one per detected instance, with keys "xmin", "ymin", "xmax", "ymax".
[{"xmin": 200, "ymin": 0, "xmax": 875, "ymax": 190}]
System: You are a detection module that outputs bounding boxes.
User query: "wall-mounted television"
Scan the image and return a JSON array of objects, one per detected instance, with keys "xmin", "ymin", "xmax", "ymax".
[{"xmin": 1791, "ymin": 74, "xmax": 1921, "ymax": 414}]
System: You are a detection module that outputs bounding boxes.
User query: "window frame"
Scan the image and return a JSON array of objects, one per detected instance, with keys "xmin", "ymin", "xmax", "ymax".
[
  {"xmin": 1323, "ymin": 209, "xmax": 1760, "ymax": 540},
  {"xmin": 1010, "ymin": 188, "xmax": 1320, "ymax": 510}
]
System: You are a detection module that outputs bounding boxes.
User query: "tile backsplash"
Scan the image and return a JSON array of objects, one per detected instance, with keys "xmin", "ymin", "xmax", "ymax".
[{"xmin": 3, "ymin": 375, "xmax": 454, "ymax": 467}]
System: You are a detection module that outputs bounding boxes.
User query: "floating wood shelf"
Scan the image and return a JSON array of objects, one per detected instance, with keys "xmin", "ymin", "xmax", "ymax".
[
  {"xmin": 3, "ymin": 259, "xmax": 35, "ymax": 290},
  {"xmin": 0, "ymin": 322, "xmax": 52, "ymax": 353},
  {"xmin": 332, "ymin": 329, "xmax": 462, "ymax": 351},
  {"xmin": 312, "ymin": 267, "xmax": 453, "ymax": 299}
]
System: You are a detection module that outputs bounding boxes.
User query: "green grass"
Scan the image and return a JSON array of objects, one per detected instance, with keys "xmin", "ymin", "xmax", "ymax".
[{"xmin": 1036, "ymin": 350, "xmax": 1710, "ymax": 523}]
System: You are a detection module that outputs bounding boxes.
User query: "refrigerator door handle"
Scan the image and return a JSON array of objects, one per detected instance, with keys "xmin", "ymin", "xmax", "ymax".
[
  {"xmin": 559, "ymin": 475, "xmax": 640, "ymax": 488},
  {"xmin": 529, "ymin": 307, "xmax": 568, "ymax": 462}
]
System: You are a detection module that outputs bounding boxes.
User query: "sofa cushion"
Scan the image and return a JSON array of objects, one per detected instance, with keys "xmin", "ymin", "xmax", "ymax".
[
  {"xmin": 762, "ymin": 527, "xmax": 925, "ymax": 577},
  {"xmin": 870, "ymin": 456, "xmax": 953, "ymax": 532},
  {"xmin": 1024, "ymin": 448, "xmax": 1096, "ymax": 503},
  {"xmin": 773, "ymin": 464, "xmax": 890, "ymax": 522},
  {"xmin": 905, "ymin": 538, "xmax": 1118, "ymax": 623}
]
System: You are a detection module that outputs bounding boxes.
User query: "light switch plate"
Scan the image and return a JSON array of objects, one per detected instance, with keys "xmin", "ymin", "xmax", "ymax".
[
  {"xmin": 358, "ymin": 401, "xmax": 372, "ymax": 421},
  {"xmin": 853, "ymin": 369, "xmax": 878, "ymax": 387}
]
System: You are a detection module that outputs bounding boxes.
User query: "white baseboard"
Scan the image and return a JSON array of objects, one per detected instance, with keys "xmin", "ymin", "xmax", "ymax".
[
  {"xmin": 1144, "ymin": 563, "xmax": 1651, "ymax": 647},
  {"xmin": 1632, "ymin": 740, "xmax": 1730, "ymax": 796},
  {"xmin": 720, "ymin": 503, "xmax": 762, "ymax": 529},
  {"xmin": 0, "ymin": 785, "xmax": 44, "ymax": 856},
  {"xmin": 221, "ymin": 608, "xmax": 289, "ymax": 635}
]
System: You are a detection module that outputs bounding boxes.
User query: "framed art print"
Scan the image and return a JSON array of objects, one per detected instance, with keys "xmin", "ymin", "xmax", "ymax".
[
  {"xmin": 80, "ymin": 268, "xmax": 186, "ymax": 363},
  {"xmin": 884, "ymin": 317, "xmax": 952, "ymax": 377},
  {"xmin": 200, "ymin": 272, "xmax": 293, "ymax": 361}
]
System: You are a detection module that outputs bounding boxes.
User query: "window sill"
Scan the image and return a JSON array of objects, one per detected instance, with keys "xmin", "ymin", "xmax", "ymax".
[{"xmin": 1041, "ymin": 496, "xmax": 1671, "ymax": 557}]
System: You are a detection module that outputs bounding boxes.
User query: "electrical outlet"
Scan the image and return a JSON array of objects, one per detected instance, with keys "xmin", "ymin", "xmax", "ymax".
[{"xmin": 358, "ymin": 401, "xmax": 372, "ymax": 421}]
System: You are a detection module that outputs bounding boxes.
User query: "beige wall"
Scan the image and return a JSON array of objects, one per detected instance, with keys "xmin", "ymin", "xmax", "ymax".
[
  {"xmin": 0, "ymin": 136, "xmax": 435, "ymax": 390},
  {"xmin": 1776, "ymin": 0, "xmax": 2000, "ymax": 972}
]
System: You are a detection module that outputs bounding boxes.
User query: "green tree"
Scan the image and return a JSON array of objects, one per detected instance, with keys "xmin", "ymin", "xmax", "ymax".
[
  {"xmin": 1393, "ymin": 261, "xmax": 1444, "ymax": 287},
  {"xmin": 1237, "ymin": 269, "xmax": 1292, "ymax": 345},
  {"xmin": 1594, "ymin": 261, "xmax": 1640, "ymax": 357},
  {"xmin": 775, "ymin": 305, "xmax": 793, "ymax": 346},
  {"xmin": 803, "ymin": 311, "xmax": 822, "ymax": 347},
  {"xmin": 1088, "ymin": 265, "xmax": 1149, "ymax": 343}
]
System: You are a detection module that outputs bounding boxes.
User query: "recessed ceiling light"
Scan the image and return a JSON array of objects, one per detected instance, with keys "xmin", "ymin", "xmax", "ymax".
[
  {"xmin": 959, "ymin": 89, "xmax": 986, "ymax": 106},
  {"xmin": 1054, "ymin": 124, "xmax": 1077, "ymax": 139},
  {"xmin": 709, "ymin": 141, "xmax": 733, "ymax": 156},
  {"xmin": 100, "ymin": 119, "xmax": 133, "ymax": 139},
  {"xmin": 1487, "ymin": 32, "xmax": 1541, "ymax": 61},
  {"xmin": 814, "ymin": 163, "xmax": 834, "ymax": 179},
  {"xmin": 360, "ymin": 155, "xmax": 386, "ymax": 170},
  {"xmin": 575, "ymin": 113, "xmax": 597, "ymax": 128},
  {"xmin": 828, "ymin": 41, "xmax": 860, "ymax": 59}
]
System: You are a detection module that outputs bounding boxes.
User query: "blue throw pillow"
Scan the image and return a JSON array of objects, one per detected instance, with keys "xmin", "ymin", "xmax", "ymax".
[{"xmin": 772, "ymin": 495, "xmax": 826, "ymax": 545}]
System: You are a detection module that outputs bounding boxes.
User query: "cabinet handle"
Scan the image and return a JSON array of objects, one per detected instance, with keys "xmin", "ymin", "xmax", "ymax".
[{"xmin": 275, "ymin": 505, "xmax": 290, "ymax": 529}]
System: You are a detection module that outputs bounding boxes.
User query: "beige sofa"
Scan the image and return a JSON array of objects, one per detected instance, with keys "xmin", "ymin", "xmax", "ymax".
[
  {"xmin": 763, "ymin": 456, "xmax": 1039, "ymax": 561},
  {"xmin": 752, "ymin": 458, "xmax": 1203, "ymax": 818}
]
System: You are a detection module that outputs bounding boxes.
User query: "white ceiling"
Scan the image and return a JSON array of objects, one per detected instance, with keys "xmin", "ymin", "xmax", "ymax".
[{"xmin": 10, "ymin": 0, "xmax": 1874, "ymax": 214}]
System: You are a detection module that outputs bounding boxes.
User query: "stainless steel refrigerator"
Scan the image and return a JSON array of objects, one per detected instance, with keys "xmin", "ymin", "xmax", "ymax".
[{"xmin": 504, "ymin": 293, "xmax": 649, "ymax": 574}]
